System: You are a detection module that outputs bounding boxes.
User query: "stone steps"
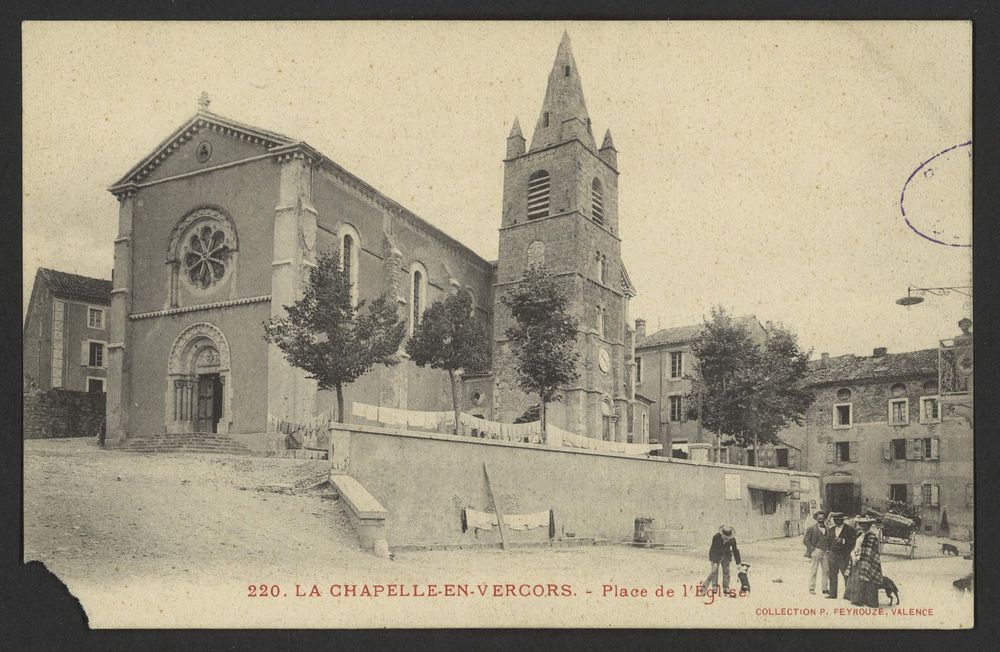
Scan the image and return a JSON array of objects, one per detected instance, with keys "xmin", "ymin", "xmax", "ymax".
[{"xmin": 116, "ymin": 432, "xmax": 254, "ymax": 456}]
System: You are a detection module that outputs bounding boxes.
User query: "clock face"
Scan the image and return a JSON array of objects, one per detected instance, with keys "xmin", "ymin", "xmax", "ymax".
[{"xmin": 598, "ymin": 348, "xmax": 610, "ymax": 373}]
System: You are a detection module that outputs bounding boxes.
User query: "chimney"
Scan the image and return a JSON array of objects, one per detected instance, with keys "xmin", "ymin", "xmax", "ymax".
[
  {"xmin": 820, "ymin": 352, "xmax": 830, "ymax": 368},
  {"xmin": 873, "ymin": 347, "xmax": 888, "ymax": 358},
  {"xmin": 635, "ymin": 318, "xmax": 646, "ymax": 338}
]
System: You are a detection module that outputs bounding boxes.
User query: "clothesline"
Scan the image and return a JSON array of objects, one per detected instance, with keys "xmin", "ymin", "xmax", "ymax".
[{"xmin": 351, "ymin": 402, "xmax": 660, "ymax": 455}]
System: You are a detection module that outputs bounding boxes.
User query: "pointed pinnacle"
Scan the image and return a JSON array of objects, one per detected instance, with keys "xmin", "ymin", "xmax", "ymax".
[
  {"xmin": 601, "ymin": 129, "xmax": 616, "ymax": 150},
  {"xmin": 509, "ymin": 117, "xmax": 524, "ymax": 139}
]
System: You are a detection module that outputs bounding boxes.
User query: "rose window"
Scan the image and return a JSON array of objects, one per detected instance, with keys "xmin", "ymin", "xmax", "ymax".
[{"xmin": 183, "ymin": 224, "xmax": 232, "ymax": 289}]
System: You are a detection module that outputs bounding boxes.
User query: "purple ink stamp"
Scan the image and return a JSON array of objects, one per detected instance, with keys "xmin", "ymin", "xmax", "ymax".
[{"xmin": 900, "ymin": 141, "xmax": 972, "ymax": 248}]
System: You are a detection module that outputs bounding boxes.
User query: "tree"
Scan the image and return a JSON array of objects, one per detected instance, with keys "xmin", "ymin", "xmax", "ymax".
[
  {"xmin": 406, "ymin": 290, "xmax": 490, "ymax": 435},
  {"xmin": 502, "ymin": 264, "xmax": 580, "ymax": 440},
  {"xmin": 262, "ymin": 251, "xmax": 405, "ymax": 422},
  {"xmin": 685, "ymin": 307, "xmax": 813, "ymax": 464}
]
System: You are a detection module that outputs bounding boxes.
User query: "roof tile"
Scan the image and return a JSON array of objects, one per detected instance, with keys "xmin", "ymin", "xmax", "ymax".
[{"xmin": 38, "ymin": 268, "xmax": 112, "ymax": 304}]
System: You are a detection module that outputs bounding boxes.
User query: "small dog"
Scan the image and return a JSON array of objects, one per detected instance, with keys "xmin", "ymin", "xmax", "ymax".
[
  {"xmin": 953, "ymin": 573, "xmax": 973, "ymax": 592},
  {"xmin": 737, "ymin": 563, "xmax": 751, "ymax": 594},
  {"xmin": 941, "ymin": 543, "xmax": 960, "ymax": 556},
  {"xmin": 880, "ymin": 576, "xmax": 900, "ymax": 605}
]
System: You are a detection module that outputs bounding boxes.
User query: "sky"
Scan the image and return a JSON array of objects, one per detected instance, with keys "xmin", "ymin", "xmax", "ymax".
[{"xmin": 22, "ymin": 21, "xmax": 972, "ymax": 357}]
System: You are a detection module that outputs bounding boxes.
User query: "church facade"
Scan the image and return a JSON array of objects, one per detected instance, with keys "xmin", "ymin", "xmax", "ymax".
[{"xmin": 105, "ymin": 34, "xmax": 644, "ymax": 449}]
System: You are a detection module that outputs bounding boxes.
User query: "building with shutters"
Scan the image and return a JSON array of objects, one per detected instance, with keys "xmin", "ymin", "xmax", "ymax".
[
  {"xmin": 103, "ymin": 33, "xmax": 648, "ymax": 449},
  {"xmin": 24, "ymin": 268, "xmax": 112, "ymax": 394},
  {"xmin": 633, "ymin": 315, "xmax": 776, "ymax": 460},
  {"xmin": 782, "ymin": 338, "xmax": 973, "ymax": 537}
]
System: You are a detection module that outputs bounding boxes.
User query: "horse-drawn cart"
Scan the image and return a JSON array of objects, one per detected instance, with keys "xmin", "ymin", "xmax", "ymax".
[{"xmin": 876, "ymin": 512, "xmax": 918, "ymax": 559}]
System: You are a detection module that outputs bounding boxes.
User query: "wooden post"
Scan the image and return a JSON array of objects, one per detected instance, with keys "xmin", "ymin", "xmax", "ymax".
[{"xmin": 483, "ymin": 462, "xmax": 508, "ymax": 550}]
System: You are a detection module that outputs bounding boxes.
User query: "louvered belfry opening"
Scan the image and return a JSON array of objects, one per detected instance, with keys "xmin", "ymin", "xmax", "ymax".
[
  {"xmin": 591, "ymin": 178, "xmax": 604, "ymax": 224},
  {"xmin": 527, "ymin": 170, "xmax": 551, "ymax": 219}
]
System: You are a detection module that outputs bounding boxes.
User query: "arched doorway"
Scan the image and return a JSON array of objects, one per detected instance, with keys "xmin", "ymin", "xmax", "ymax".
[{"xmin": 166, "ymin": 322, "xmax": 232, "ymax": 434}]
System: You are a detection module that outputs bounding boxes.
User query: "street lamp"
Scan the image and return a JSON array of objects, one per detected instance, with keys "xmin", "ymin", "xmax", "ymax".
[{"xmin": 895, "ymin": 285, "xmax": 972, "ymax": 307}]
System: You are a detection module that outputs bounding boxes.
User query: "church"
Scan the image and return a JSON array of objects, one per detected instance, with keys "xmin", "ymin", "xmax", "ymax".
[{"xmin": 105, "ymin": 34, "xmax": 646, "ymax": 450}]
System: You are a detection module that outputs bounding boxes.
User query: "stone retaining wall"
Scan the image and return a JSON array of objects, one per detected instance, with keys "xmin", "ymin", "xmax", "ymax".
[{"xmin": 23, "ymin": 388, "xmax": 105, "ymax": 439}]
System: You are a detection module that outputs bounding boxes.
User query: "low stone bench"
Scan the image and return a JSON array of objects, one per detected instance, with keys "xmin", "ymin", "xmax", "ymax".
[{"xmin": 329, "ymin": 474, "xmax": 389, "ymax": 556}]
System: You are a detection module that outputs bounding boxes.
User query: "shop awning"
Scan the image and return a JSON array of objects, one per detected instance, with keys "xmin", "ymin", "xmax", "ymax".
[{"xmin": 746, "ymin": 481, "xmax": 791, "ymax": 493}]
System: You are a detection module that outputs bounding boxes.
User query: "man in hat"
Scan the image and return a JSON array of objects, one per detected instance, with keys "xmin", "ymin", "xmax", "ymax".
[
  {"xmin": 825, "ymin": 512, "xmax": 858, "ymax": 599},
  {"xmin": 803, "ymin": 510, "xmax": 831, "ymax": 594},
  {"xmin": 702, "ymin": 525, "xmax": 742, "ymax": 596}
]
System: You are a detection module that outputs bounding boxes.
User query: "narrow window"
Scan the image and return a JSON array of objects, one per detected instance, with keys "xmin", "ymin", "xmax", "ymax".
[
  {"xmin": 564, "ymin": 65, "xmax": 571, "ymax": 77},
  {"xmin": 635, "ymin": 356, "xmax": 642, "ymax": 383},
  {"xmin": 342, "ymin": 234, "xmax": 353, "ymax": 289},
  {"xmin": 88, "ymin": 342, "xmax": 104, "ymax": 368},
  {"xmin": 833, "ymin": 402, "xmax": 852, "ymax": 428},
  {"xmin": 835, "ymin": 441, "xmax": 851, "ymax": 462},
  {"xmin": 411, "ymin": 270, "xmax": 423, "ymax": 331},
  {"xmin": 597, "ymin": 307, "xmax": 605, "ymax": 338},
  {"xmin": 776, "ymin": 448, "xmax": 789, "ymax": 468},
  {"xmin": 669, "ymin": 395, "xmax": 683, "ymax": 422},
  {"xmin": 591, "ymin": 178, "xmax": 605, "ymax": 224},
  {"xmin": 542, "ymin": 112, "xmax": 550, "ymax": 128},
  {"xmin": 88, "ymin": 308, "xmax": 104, "ymax": 329},
  {"xmin": 527, "ymin": 170, "xmax": 550, "ymax": 219},
  {"xmin": 888, "ymin": 398, "xmax": 908, "ymax": 425},
  {"xmin": 891, "ymin": 438, "xmax": 906, "ymax": 460},
  {"xmin": 670, "ymin": 351, "xmax": 683, "ymax": 379}
]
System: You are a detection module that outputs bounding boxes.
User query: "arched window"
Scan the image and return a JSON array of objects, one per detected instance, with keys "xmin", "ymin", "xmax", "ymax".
[
  {"xmin": 409, "ymin": 262, "xmax": 428, "ymax": 336},
  {"xmin": 167, "ymin": 206, "xmax": 239, "ymax": 308},
  {"xmin": 837, "ymin": 387, "xmax": 852, "ymax": 401},
  {"xmin": 527, "ymin": 170, "xmax": 550, "ymax": 219},
  {"xmin": 591, "ymin": 178, "xmax": 604, "ymax": 224},
  {"xmin": 465, "ymin": 287, "xmax": 477, "ymax": 317},
  {"xmin": 597, "ymin": 253, "xmax": 608, "ymax": 284},
  {"xmin": 597, "ymin": 306, "xmax": 605, "ymax": 338},
  {"xmin": 891, "ymin": 382, "xmax": 907, "ymax": 397},
  {"xmin": 527, "ymin": 240, "xmax": 546, "ymax": 267},
  {"xmin": 337, "ymin": 223, "xmax": 361, "ymax": 307}
]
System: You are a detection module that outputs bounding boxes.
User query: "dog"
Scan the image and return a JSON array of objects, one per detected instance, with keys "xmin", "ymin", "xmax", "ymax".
[
  {"xmin": 953, "ymin": 573, "xmax": 973, "ymax": 592},
  {"xmin": 737, "ymin": 563, "xmax": 751, "ymax": 594},
  {"xmin": 941, "ymin": 542, "xmax": 960, "ymax": 556},
  {"xmin": 880, "ymin": 576, "xmax": 900, "ymax": 605}
]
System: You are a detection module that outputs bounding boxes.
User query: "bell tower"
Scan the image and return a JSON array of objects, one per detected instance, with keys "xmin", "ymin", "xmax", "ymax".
[{"xmin": 492, "ymin": 33, "xmax": 634, "ymax": 440}]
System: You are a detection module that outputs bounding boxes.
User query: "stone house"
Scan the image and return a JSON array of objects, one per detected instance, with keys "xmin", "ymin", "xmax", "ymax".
[
  {"xmin": 104, "ymin": 34, "xmax": 647, "ymax": 449},
  {"xmin": 23, "ymin": 268, "xmax": 111, "ymax": 393},
  {"xmin": 780, "ymin": 337, "xmax": 973, "ymax": 537},
  {"xmin": 634, "ymin": 315, "xmax": 787, "ymax": 461}
]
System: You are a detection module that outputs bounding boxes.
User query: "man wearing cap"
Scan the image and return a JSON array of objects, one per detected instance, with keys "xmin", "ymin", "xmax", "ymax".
[
  {"xmin": 825, "ymin": 512, "xmax": 858, "ymax": 599},
  {"xmin": 803, "ymin": 510, "xmax": 831, "ymax": 595}
]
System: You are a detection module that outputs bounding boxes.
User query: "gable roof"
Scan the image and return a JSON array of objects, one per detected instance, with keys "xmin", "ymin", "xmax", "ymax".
[
  {"xmin": 803, "ymin": 349, "xmax": 938, "ymax": 387},
  {"xmin": 37, "ymin": 268, "xmax": 112, "ymax": 304},
  {"xmin": 108, "ymin": 109, "xmax": 494, "ymax": 272},
  {"xmin": 109, "ymin": 109, "xmax": 297, "ymax": 189}
]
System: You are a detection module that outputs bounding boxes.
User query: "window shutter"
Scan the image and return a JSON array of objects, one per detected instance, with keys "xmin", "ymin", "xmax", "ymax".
[
  {"xmin": 913, "ymin": 439, "xmax": 924, "ymax": 460},
  {"xmin": 883, "ymin": 441, "xmax": 891, "ymax": 461},
  {"xmin": 789, "ymin": 448, "xmax": 799, "ymax": 469},
  {"xmin": 81, "ymin": 341, "xmax": 89, "ymax": 365},
  {"xmin": 102, "ymin": 344, "xmax": 108, "ymax": 369},
  {"xmin": 848, "ymin": 441, "xmax": 858, "ymax": 462},
  {"xmin": 911, "ymin": 484, "xmax": 923, "ymax": 506},
  {"xmin": 930, "ymin": 437, "xmax": 940, "ymax": 460},
  {"xmin": 826, "ymin": 443, "xmax": 834, "ymax": 463},
  {"xmin": 931, "ymin": 484, "xmax": 940, "ymax": 507}
]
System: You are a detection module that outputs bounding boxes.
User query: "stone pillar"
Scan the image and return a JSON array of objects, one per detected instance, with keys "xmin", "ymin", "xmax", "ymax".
[
  {"xmin": 689, "ymin": 443, "xmax": 711, "ymax": 463},
  {"xmin": 105, "ymin": 187, "xmax": 135, "ymax": 446},
  {"xmin": 267, "ymin": 150, "xmax": 318, "ymax": 428}
]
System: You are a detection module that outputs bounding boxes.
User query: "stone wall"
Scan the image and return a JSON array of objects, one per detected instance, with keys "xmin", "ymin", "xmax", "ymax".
[
  {"xmin": 330, "ymin": 423, "xmax": 821, "ymax": 548},
  {"xmin": 24, "ymin": 388, "xmax": 105, "ymax": 439}
]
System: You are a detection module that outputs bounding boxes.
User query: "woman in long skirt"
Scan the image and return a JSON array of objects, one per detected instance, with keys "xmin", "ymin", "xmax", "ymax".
[{"xmin": 849, "ymin": 516, "xmax": 883, "ymax": 607}]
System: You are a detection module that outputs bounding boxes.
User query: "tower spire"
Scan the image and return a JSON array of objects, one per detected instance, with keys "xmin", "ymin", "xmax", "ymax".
[{"xmin": 530, "ymin": 32, "xmax": 595, "ymax": 152}]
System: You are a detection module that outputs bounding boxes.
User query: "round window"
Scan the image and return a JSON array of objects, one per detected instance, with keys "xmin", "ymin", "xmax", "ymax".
[{"xmin": 183, "ymin": 223, "xmax": 233, "ymax": 289}]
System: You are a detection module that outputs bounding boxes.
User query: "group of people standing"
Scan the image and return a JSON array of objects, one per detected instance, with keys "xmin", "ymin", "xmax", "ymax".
[{"xmin": 803, "ymin": 510, "xmax": 883, "ymax": 607}]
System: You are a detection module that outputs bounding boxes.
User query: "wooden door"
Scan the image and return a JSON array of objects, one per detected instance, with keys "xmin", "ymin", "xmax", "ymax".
[{"xmin": 196, "ymin": 375, "xmax": 214, "ymax": 432}]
